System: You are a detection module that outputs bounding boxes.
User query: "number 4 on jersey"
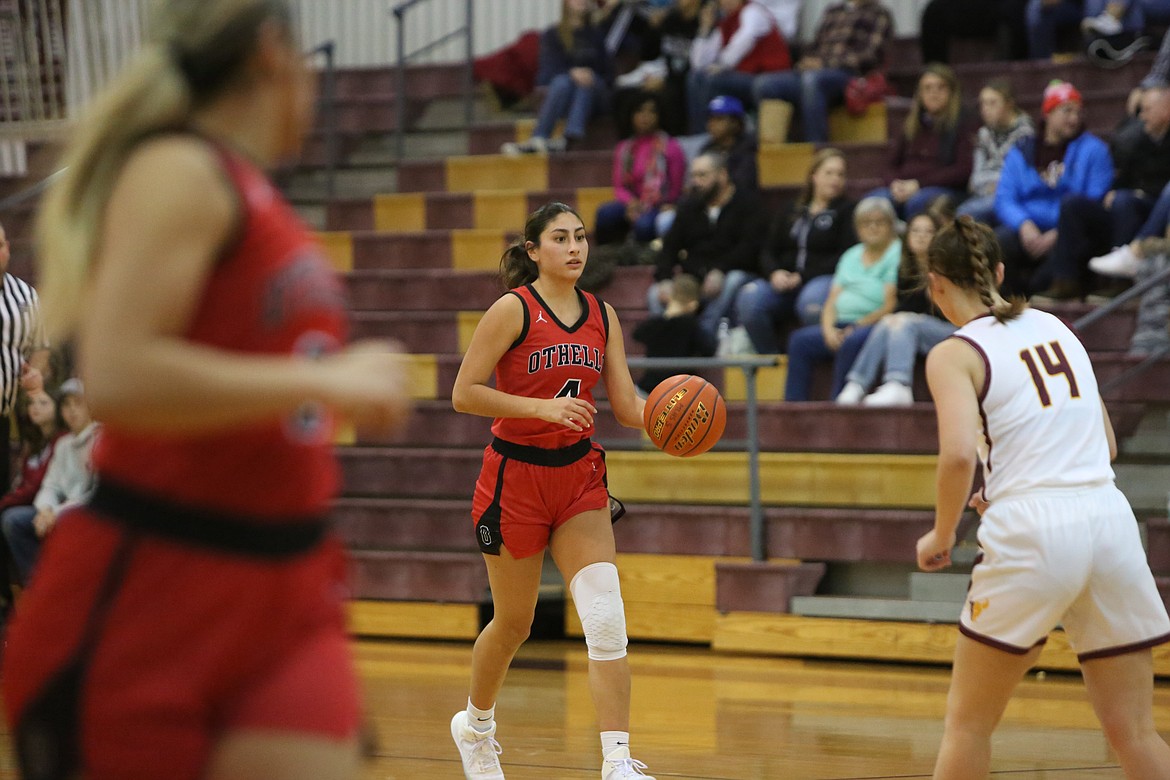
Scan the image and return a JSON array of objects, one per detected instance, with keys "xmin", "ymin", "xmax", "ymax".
[
  {"xmin": 1019, "ymin": 341, "xmax": 1080, "ymax": 408},
  {"xmin": 555, "ymin": 379, "xmax": 582, "ymax": 398}
]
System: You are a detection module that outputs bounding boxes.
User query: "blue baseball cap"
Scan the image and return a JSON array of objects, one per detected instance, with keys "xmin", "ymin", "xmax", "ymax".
[{"xmin": 707, "ymin": 95, "xmax": 745, "ymax": 118}]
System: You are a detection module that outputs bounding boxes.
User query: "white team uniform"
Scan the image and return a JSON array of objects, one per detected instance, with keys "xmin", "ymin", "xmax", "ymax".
[{"xmin": 950, "ymin": 308, "xmax": 1170, "ymax": 658}]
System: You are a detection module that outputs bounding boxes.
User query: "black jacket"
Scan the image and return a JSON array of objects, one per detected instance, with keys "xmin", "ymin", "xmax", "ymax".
[
  {"xmin": 655, "ymin": 188, "xmax": 767, "ymax": 281},
  {"xmin": 761, "ymin": 195, "xmax": 856, "ymax": 281}
]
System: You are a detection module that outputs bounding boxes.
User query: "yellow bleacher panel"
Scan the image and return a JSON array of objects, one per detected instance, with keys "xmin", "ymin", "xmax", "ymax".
[
  {"xmin": 713, "ymin": 613, "xmax": 1170, "ymax": 676},
  {"xmin": 348, "ymin": 600, "xmax": 480, "ymax": 640},
  {"xmin": 315, "ymin": 231, "xmax": 353, "ymax": 272},
  {"xmin": 373, "ymin": 193, "xmax": 426, "ymax": 233},
  {"xmin": 446, "ymin": 154, "xmax": 549, "ymax": 194},
  {"xmin": 758, "ymin": 143, "xmax": 815, "ymax": 187},
  {"xmin": 334, "ymin": 420, "xmax": 356, "ymax": 446},
  {"xmin": 722, "ymin": 356, "xmax": 786, "ymax": 402},
  {"xmin": 458, "ymin": 311, "xmax": 484, "ymax": 353},
  {"xmin": 405, "ymin": 354, "xmax": 439, "ymax": 400},
  {"xmin": 575, "ymin": 186, "xmax": 613, "ymax": 232},
  {"xmin": 828, "ymin": 102, "xmax": 888, "ymax": 144},
  {"xmin": 473, "ymin": 190, "xmax": 528, "ymax": 230},
  {"xmin": 564, "ymin": 554, "xmax": 742, "ymax": 643},
  {"xmin": 452, "ymin": 229, "xmax": 509, "ymax": 271},
  {"xmin": 604, "ymin": 451, "xmax": 936, "ymax": 507}
]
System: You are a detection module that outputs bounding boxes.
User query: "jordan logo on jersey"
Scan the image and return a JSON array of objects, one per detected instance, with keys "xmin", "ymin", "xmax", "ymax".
[
  {"xmin": 535, "ymin": 310, "xmax": 548, "ymax": 324},
  {"xmin": 526, "ymin": 343, "xmax": 604, "ymax": 374},
  {"xmin": 969, "ymin": 598, "xmax": 990, "ymax": 622}
]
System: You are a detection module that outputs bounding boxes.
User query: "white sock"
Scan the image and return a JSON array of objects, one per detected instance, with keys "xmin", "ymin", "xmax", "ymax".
[
  {"xmin": 467, "ymin": 698, "xmax": 495, "ymax": 733},
  {"xmin": 601, "ymin": 730, "xmax": 630, "ymax": 758}
]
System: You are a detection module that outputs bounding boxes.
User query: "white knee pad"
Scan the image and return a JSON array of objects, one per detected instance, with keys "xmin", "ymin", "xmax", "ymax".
[{"xmin": 570, "ymin": 562, "xmax": 628, "ymax": 661}]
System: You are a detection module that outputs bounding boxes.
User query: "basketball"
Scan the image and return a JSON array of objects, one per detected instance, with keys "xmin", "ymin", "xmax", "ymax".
[{"xmin": 642, "ymin": 374, "xmax": 726, "ymax": 458}]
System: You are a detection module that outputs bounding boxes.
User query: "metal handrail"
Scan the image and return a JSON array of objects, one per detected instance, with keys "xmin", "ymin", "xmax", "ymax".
[
  {"xmin": 622, "ymin": 355, "xmax": 779, "ymax": 563},
  {"xmin": 0, "ymin": 167, "xmax": 64, "ymax": 214},
  {"xmin": 392, "ymin": 0, "xmax": 474, "ymax": 159},
  {"xmin": 306, "ymin": 40, "xmax": 338, "ymax": 200},
  {"xmin": 1072, "ymin": 261, "xmax": 1170, "ymax": 393}
]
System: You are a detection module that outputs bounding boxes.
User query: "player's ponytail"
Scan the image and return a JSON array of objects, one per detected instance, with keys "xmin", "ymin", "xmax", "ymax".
[
  {"xmin": 36, "ymin": 0, "xmax": 294, "ymax": 341},
  {"xmin": 928, "ymin": 216, "xmax": 1025, "ymax": 323},
  {"xmin": 499, "ymin": 201, "xmax": 585, "ymax": 289}
]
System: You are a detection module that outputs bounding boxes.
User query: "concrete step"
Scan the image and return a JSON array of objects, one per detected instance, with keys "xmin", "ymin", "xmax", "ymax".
[
  {"xmin": 790, "ymin": 595, "xmax": 962, "ymax": 623},
  {"xmin": 908, "ymin": 571, "xmax": 971, "ymax": 603}
]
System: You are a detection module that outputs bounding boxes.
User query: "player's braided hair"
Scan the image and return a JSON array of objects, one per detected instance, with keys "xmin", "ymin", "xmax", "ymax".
[
  {"xmin": 499, "ymin": 201, "xmax": 585, "ymax": 289},
  {"xmin": 928, "ymin": 216, "xmax": 1025, "ymax": 323}
]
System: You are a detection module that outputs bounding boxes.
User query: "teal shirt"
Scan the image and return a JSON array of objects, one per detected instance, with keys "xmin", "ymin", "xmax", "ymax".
[{"xmin": 831, "ymin": 240, "xmax": 901, "ymax": 323}]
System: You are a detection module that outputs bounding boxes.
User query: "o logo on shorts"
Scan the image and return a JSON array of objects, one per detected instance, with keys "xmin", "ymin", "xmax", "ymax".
[{"xmin": 478, "ymin": 524, "xmax": 492, "ymax": 546}]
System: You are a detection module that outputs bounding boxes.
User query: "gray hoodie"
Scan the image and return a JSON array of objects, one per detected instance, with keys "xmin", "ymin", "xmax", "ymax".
[{"xmin": 34, "ymin": 421, "xmax": 100, "ymax": 514}]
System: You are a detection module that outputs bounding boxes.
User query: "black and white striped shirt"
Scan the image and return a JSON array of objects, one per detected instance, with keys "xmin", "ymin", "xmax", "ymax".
[{"xmin": 0, "ymin": 273, "xmax": 47, "ymax": 415}]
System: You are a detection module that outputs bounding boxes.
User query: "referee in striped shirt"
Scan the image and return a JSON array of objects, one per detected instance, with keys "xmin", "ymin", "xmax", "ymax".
[{"xmin": 0, "ymin": 221, "xmax": 51, "ymax": 498}]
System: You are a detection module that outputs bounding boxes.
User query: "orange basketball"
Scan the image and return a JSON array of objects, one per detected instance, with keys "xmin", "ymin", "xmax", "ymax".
[{"xmin": 642, "ymin": 374, "xmax": 727, "ymax": 458}]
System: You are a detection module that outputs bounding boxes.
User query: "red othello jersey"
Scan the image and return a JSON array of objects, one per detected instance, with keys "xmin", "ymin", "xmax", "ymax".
[
  {"xmin": 93, "ymin": 142, "xmax": 349, "ymax": 518},
  {"xmin": 490, "ymin": 284, "xmax": 610, "ymax": 449}
]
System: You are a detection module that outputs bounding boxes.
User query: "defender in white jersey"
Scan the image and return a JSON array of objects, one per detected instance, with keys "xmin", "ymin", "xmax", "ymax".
[{"xmin": 917, "ymin": 217, "xmax": 1170, "ymax": 780}]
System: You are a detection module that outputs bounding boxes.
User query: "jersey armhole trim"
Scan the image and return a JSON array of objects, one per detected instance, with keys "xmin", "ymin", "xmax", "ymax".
[
  {"xmin": 507, "ymin": 290, "xmax": 530, "ymax": 351},
  {"xmin": 594, "ymin": 293, "xmax": 610, "ymax": 341},
  {"xmin": 950, "ymin": 334, "xmax": 991, "ymax": 403}
]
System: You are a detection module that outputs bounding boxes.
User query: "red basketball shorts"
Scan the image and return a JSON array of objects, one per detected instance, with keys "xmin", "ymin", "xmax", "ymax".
[
  {"xmin": 470, "ymin": 440, "xmax": 609, "ymax": 558},
  {"xmin": 2, "ymin": 509, "xmax": 360, "ymax": 780}
]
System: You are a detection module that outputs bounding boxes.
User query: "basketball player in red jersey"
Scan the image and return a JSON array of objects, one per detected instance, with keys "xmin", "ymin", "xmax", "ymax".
[
  {"xmin": 2, "ymin": 2, "xmax": 409, "ymax": 779},
  {"xmin": 450, "ymin": 202, "xmax": 655, "ymax": 780}
]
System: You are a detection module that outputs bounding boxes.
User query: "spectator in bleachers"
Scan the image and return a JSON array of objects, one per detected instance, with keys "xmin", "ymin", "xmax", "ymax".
[
  {"xmin": 956, "ymin": 80, "xmax": 1035, "ymax": 224},
  {"xmin": 733, "ymin": 148, "xmax": 857, "ymax": 354},
  {"xmin": 650, "ymin": 150, "xmax": 767, "ymax": 341},
  {"xmin": 869, "ymin": 64, "xmax": 976, "ymax": 219},
  {"xmin": 594, "ymin": 93, "xmax": 687, "ymax": 245},
  {"xmin": 1088, "ymin": 86, "xmax": 1170, "ymax": 281},
  {"xmin": 919, "ymin": 0, "xmax": 1030, "ymax": 63},
  {"xmin": 2, "ymin": 379, "xmax": 97, "ymax": 584},
  {"xmin": 1125, "ymin": 237, "xmax": 1170, "ymax": 355},
  {"xmin": 501, "ymin": 0, "xmax": 614, "ymax": 155},
  {"xmin": 757, "ymin": 0, "xmax": 801, "ymax": 40},
  {"xmin": 686, "ymin": 0, "xmax": 792, "ymax": 134},
  {"xmin": 1082, "ymin": 0, "xmax": 1170, "ymax": 38},
  {"xmin": 836, "ymin": 212, "xmax": 955, "ymax": 406},
  {"xmin": 783, "ymin": 196, "xmax": 901, "ymax": 402},
  {"xmin": 633, "ymin": 274, "xmax": 716, "ymax": 394},
  {"xmin": 1025, "ymin": 0, "xmax": 1086, "ymax": 59},
  {"xmin": 752, "ymin": 0, "xmax": 894, "ymax": 143},
  {"xmin": 611, "ymin": 0, "xmax": 704, "ymax": 137},
  {"xmin": 698, "ymin": 94, "xmax": 759, "ymax": 191},
  {"xmin": 1042, "ymin": 85, "xmax": 1170, "ymax": 299},
  {"xmin": 0, "ymin": 388, "xmax": 63, "ymax": 614},
  {"xmin": 993, "ymin": 80, "xmax": 1113, "ymax": 298}
]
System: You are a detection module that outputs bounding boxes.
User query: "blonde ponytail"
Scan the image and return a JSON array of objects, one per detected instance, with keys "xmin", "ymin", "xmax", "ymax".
[{"xmin": 36, "ymin": 44, "xmax": 192, "ymax": 341}]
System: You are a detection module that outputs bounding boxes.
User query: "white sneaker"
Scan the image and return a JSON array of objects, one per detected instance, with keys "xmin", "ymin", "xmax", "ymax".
[
  {"xmin": 1089, "ymin": 244, "xmax": 1141, "ymax": 279},
  {"xmin": 451, "ymin": 711, "xmax": 505, "ymax": 779},
  {"xmin": 545, "ymin": 136, "xmax": 568, "ymax": 153},
  {"xmin": 500, "ymin": 136, "xmax": 547, "ymax": 156},
  {"xmin": 862, "ymin": 381, "xmax": 914, "ymax": 407},
  {"xmin": 602, "ymin": 746, "xmax": 655, "ymax": 779},
  {"xmin": 1083, "ymin": 11, "xmax": 1123, "ymax": 36},
  {"xmin": 835, "ymin": 381, "xmax": 866, "ymax": 405}
]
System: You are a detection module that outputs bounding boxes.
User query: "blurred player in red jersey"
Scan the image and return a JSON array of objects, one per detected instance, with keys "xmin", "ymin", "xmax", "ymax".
[
  {"xmin": 450, "ymin": 202, "xmax": 655, "ymax": 780},
  {"xmin": 2, "ymin": 2, "xmax": 409, "ymax": 779}
]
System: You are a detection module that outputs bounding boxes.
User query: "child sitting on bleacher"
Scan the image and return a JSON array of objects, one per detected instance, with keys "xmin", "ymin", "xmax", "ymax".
[
  {"xmin": 634, "ymin": 274, "xmax": 716, "ymax": 396},
  {"xmin": 2, "ymin": 378, "xmax": 99, "ymax": 584}
]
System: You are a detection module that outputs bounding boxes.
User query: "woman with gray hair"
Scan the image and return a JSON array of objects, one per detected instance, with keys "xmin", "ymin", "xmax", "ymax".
[{"xmin": 783, "ymin": 196, "xmax": 901, "ymax": 401}]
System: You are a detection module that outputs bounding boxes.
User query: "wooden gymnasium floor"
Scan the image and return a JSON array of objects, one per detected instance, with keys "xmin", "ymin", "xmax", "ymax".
[
  {"xmin": 350, "ymin": 638, "xmax": 1170, "ymax": 779},
  {"xmin": 0, "ymin": 636, "xmax": 1167, "ymax": 778}
]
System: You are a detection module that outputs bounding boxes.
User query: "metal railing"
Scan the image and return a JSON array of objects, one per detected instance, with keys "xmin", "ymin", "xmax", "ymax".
[
  {"xmin": 392, "ymin": 0, "xmax": 474, "ymax": 159},
  {"xmin": 306, "ymin": 40, "xmax": 338, "ymax": 200},
  {"xmin": 1073, "ymin": 262, "xmax": 1170, "ymax": 393},
  {"xmin": 617, "ymin": 355, "xmax": 779, "ymax": 563}
]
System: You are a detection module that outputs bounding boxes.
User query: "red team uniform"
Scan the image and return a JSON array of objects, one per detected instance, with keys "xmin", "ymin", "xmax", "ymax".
[
  {"xmin": 471, "ymin": 284, "xmax": 612, "ymax": 558},
  {"xmin": 2, "ymin": 141, "xmax": 358, "ymax": 780}
]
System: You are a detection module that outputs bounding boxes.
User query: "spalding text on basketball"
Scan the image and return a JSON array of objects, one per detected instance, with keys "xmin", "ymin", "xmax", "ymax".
[{"xmin": 672, "ymin": 402, "xmax": 711, "ymax": 452}]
